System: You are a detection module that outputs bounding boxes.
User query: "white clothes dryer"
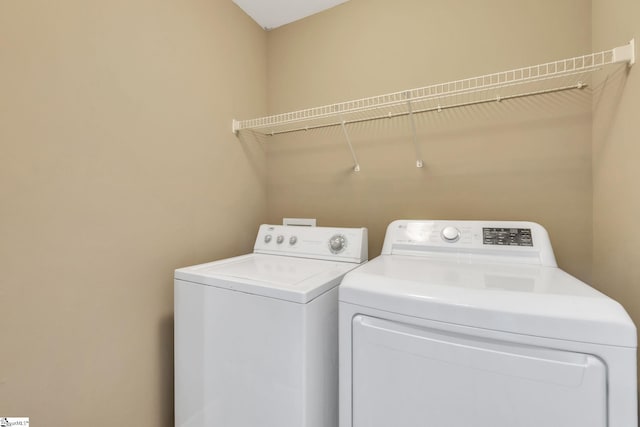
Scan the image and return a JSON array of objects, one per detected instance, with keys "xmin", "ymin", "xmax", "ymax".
[
  {"xmin": 175, "ymin": 224, "xmax": 367, "ymax": 427},
  {"xmin": 339, "ymin": 220, "xmax": 636, "ymax": 427}
]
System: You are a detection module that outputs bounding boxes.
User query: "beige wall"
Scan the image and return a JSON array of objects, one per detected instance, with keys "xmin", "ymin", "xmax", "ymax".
[
  {"xmin": 266, "ymin": 0, "xmax": 593, "ymax": 281},
  {"xmin": 0, "ymin": 1, "xmax": 267, "ymax": 425},
  {"xmin": 2, "ymin": 0, "xmax": 637, "ymax": 423},
  {"xmin": 592, "ymin": 0, "xmax": 640, "ymax": 380}
]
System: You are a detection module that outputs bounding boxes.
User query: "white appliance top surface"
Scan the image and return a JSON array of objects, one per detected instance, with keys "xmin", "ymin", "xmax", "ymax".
[
  {"xmin": 340, "ymin": 220, "xmax": 636, "ymax": 347},
  {"xmin": 175, "ymin": 224, "xmax": 367, "ymax": 303},
  {"xmin": 340, "ymin": 255, "xmax": 635, "ymax": 347},
  {"xmin": 176, "ymin": 253, "xmax": 361, "ymax": 303}
]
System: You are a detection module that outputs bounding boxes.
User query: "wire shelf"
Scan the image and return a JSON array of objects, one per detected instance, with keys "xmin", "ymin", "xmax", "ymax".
[{"xmin": 233, "ymin": 40, "xmax": 634, "ymax": 136}]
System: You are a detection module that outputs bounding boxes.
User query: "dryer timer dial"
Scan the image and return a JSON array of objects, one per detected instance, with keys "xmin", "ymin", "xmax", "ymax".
[{"xmin": 329, "ymin": 234, "xmax": 347, "ymax": 254}]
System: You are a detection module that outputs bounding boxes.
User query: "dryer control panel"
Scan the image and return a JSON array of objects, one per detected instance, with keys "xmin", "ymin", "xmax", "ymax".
[
  {"xmin": 381, "ymin": 220, "xmax": 556, "ymax": 266},
  {"xmin": 254, "ymin": 224, "xmax": 368, "ymax": 264},
  {"xmin": 482, "ymin": 227, "xmax": 533, "ymax": 247}
]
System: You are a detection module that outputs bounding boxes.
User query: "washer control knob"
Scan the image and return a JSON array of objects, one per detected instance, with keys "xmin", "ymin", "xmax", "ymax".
[
  {"xmin": 289, "ymin": 236, "xmax": 298, "ymax": 245},
  {"xmin": 329, "ymin": 234, "xmax": 347, "ymax": 254},
  {"xmin": 264, "ymin": 234, "xmax": 272, "ymax": 243},
  {"xmin": 441, "ymin": 226, "xmax": 461, "ymax": 243},
  {"xmin": 276, "ymin": 235, "xmax": 284, "ymax": 244}
]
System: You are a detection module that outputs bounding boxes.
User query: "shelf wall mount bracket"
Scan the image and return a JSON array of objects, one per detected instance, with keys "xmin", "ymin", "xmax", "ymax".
[
  {"xmin": 232, "ymin": 119, "xmax": 240, "ymax": 135},
  {"xmin": 613, "ymin": 38, "xmax": 635, "ymax": 67},
  {"xmin": 340, "ymin": 119, "xmax": 360, "ymax": 172}
]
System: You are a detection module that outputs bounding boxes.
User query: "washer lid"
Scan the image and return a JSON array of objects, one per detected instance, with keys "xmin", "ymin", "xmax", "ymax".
[
  {"xmin": 175, "ymin": 253, "xmax": 361, "ymax": 303},
  {"xmin": 339, "ymin": 255, "xmax": 636, "ymax": 347}
]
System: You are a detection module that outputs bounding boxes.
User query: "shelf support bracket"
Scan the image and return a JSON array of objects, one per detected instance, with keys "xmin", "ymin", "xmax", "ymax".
[
  {"xmin": 340, "ymin": 119, "xmax": 360, "ymax": 172},
  {"xmin": 406, "ymin": 93, "xmax": 424, "ymax": 168},
  {"xmin": 232, "ymin": 119, "xmax": 240, "ymax": 135},
  {"xmin": 612, "ymin": 38, "xmax": 635, "ymax": 67}
]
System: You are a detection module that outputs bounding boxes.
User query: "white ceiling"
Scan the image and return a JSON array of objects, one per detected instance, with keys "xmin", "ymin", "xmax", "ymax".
[{"xmin": 232, "ymin": 0, "xmax": 350, "ymax": 30}]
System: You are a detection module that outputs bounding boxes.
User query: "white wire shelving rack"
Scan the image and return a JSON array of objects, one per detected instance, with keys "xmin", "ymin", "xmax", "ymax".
[{"xmin": 233, "ymin": 39, "xmax": 635, "ymax": 171}]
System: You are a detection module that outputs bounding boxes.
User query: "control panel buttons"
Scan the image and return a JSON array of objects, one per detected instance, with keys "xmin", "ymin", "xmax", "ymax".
[
  {"xmin": 264, "ymin": 235, "xmax": 272, "ymax": 243},
  {"xmin": 441, "ymin": 226, "xmax": 461, "ymax": 243},
  {"xmin": 289, "ymin": 236, "xmax": 298, "ymax": 245},
  {"xmin": 329, "ymin": 234, "xmax": 347, "ymax": 254},
  {"xmin": 276, "ymin": 235, "xmax": 284, "ymax": 244}
]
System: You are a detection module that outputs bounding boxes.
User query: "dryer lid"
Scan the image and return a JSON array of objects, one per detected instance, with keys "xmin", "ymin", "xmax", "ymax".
[
  {"xmin": 175, "ymin": 253, "xmax": 361, "ymax": 303},
  {"xmin": 339, "ymin": 255, "xmax": 636, "ymax": 347}
]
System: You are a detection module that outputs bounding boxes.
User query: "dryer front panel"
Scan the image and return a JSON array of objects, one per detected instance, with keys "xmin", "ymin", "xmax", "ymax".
[{"xmin": 351, "ymin": 315, "xmax": 607, "ymax": 427}]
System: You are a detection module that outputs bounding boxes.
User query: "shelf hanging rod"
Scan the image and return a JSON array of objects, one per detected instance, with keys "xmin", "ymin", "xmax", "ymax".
[
  {"xmin": 339, "ymin": 118, "xmax": 360, "ymax": 172},
  {"xmin": 405, "ymin": 92, "xmax": 424, "ymax": 168},
  {"xmin": 258, "ymin": 82, "xmax": 587, "ymax": 136}
]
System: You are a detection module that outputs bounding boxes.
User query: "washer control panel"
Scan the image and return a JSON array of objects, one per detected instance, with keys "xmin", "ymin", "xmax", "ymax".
[
  {"xmin": 381, "ymin": 220, "xmax": 556, "ymax": 267},
  {"xmin": 254, "ymin": 225, "xmax": 368, "ymax": 263},
  {"xmin": 329, "ymin": 234, "xmax": 347, "ymax": 254}
]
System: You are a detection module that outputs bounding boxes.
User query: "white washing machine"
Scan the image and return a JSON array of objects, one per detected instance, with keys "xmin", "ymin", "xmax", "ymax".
[
  {"xmin": 339, "ymin": 220, "xmax": 637, "ymax": 427},
  {"xmin": 175, "ymin": 224, "xmax": 367, "ymax": 427}
]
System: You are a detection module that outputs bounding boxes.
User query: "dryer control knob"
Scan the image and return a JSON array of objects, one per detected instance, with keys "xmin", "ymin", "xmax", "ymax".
[
  {"xmin": 441, "ymin": 226, "xmax": 461, "ymax": 243},
  {"xmin": 329, "ymin": 234, "xmax": 347, "ymax": 254},
  {"xmin": 276, "ymin": 235, "xmax": 284, "ymax": 244},
  {"xmin": 289, "ymin": 236, "xmax": 298, "ymax": 245},
  {"xmin": 264, "ymin": 234, "xmax": 272, "ymax": 243}
]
